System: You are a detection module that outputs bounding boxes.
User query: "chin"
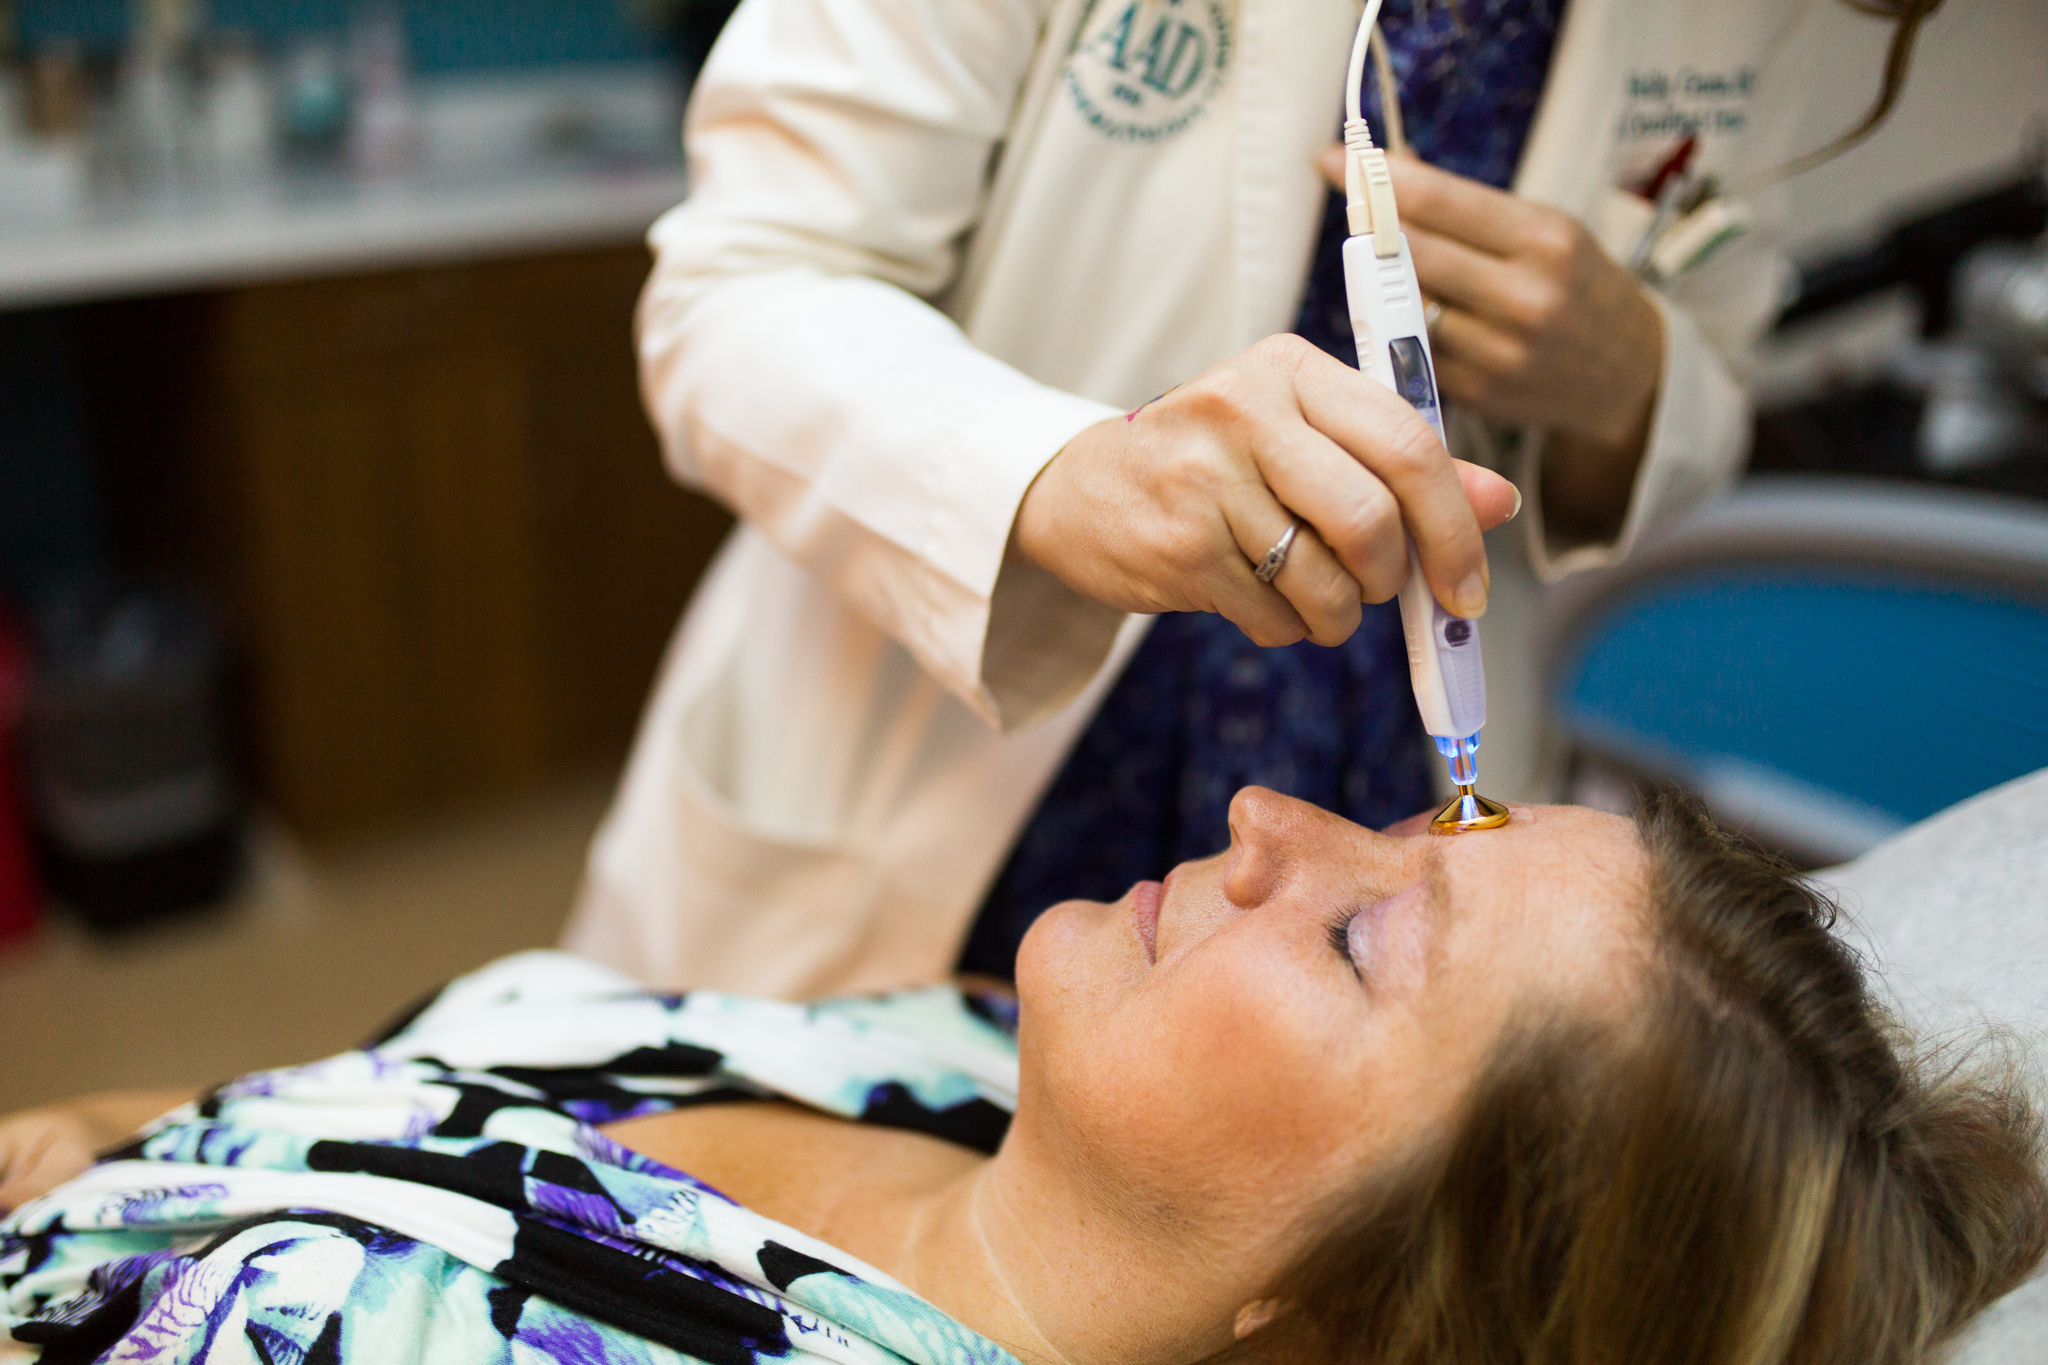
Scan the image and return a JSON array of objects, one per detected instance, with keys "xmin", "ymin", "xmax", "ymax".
[
  {"xmin": 1012, "ymin": 897, "xmax": 1081, "ymax": 1000},
  {"xmin": 1013, "ymin": 895, "xmax": 1121, "ymax": 1021}
]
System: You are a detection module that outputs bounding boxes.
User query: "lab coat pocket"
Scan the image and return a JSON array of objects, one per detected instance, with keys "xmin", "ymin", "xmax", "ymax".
[
  {"xmin": 567, "ymin": 533, "xmax": 895, "ymax": 998},
  {"xmin": 661, "ymin": 753, "xmax": 887, "ymax": 999},
  {"xmin": 571, "ymin": 688, "xmax": 890, "ymax": 999}
]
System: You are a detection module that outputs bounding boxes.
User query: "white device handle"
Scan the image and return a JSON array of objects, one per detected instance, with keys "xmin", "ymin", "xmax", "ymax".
[{"xmin": 1343, "ymin": 231, "xmax": 1487, "ymax": 742}]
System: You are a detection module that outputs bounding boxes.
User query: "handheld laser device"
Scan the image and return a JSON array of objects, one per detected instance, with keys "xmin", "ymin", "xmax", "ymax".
[{"xmin": 1341, "ymin": 0, "xmax": 1506, "ymax": 831}]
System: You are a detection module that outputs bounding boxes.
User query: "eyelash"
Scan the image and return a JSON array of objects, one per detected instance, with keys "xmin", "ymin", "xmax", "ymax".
[{"xmin": 1327, "ymin": 909, "xmax": 1362, "ymax": 981}]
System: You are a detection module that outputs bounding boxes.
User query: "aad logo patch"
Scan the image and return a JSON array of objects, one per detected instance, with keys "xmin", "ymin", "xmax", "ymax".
[{"xmin": 1064, "ymin": 0, "xmax": 1232, "ymax": 143}]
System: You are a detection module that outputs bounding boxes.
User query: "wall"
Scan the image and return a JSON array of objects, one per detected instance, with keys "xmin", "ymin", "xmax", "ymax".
[
  {"xmin": 15, "ymin": 0, "xmax": 672, "ymax": 73},
  {"xmin": 1777, "ymin": 0, "xmax": 2048, "ymax": 251}
]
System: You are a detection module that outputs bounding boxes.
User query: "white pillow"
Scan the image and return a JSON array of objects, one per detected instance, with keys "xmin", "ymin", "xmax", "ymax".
[{"xmin": 1812, "ymin": 767, "xmax": 2048, "ymax": 1364}]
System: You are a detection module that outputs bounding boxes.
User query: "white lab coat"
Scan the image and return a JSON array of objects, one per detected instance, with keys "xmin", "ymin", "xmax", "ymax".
[{"xmin": 564, "ymin": 0, "xmax": 1826, "ymax": 996}]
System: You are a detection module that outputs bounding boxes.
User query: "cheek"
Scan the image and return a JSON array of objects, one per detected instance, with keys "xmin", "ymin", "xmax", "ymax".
[
  {"xmin": 1045, "ymin": 939, "xmax": 1370, "ymax": 1220},
  {"xmin": 1014, "ymin": 900, "xmax": 1139, "ymax": 1114},
  {"xmin": 1175, "ymin": 955, "xmax": 1366, "ymax": 1171}
]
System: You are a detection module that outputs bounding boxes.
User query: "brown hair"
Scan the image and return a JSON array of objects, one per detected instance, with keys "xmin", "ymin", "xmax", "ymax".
[{"xmin": 1226, "ymin": 791, "xmax": 2048, "ymax": 1365}]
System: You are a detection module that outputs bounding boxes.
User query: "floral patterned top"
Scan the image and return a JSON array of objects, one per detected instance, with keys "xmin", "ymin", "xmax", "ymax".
[{"xmin": 1, "ymin": 952, "xmax": 1023, "ymax": 1365}]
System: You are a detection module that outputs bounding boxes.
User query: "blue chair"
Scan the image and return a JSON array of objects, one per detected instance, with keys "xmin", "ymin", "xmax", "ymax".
[{"xmin": 1546, "ymin": 476, "xmax": 2048, "ymax": 862}]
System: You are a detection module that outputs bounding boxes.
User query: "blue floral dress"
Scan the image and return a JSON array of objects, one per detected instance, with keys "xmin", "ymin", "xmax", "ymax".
[
  {"xmin": 1, "ymin": 953, "xmax": 1024, "ymax": 1364},
  {"xmin": 962, "ymin": 0, "xmax": 1569, "ymax": 977}
]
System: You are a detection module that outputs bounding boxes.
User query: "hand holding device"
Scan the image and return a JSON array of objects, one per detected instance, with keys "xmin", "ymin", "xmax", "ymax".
[{"xmin": 1012, "ymin": 341, "xmax": 1516, "ymax": 651}]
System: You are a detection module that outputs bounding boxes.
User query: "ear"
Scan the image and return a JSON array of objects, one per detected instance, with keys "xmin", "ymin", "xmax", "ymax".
[{"xmin": 1232, "ymin": 1299, "xmax": 1280, "ymax": 1340}]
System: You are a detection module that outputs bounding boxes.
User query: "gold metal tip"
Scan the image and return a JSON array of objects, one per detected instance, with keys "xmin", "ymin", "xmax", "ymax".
[{"xmin": 1430, "ymin": 790, "xmax": 1511, "ymax": 833}]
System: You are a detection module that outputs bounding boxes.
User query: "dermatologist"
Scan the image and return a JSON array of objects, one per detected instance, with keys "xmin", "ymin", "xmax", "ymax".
[{"xmin": 564, "ymin": 0, "xmax": 1935, "ymax": 996}]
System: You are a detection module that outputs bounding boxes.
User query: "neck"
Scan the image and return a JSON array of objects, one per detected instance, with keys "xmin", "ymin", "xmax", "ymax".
[
  {"xmin": 848, "ymin": 1150, "xmax": 1236, "ymax": 1365},
  {"xmin": 913, "ymin": 1168, "xmax": 1082, "ymax": 1365}
]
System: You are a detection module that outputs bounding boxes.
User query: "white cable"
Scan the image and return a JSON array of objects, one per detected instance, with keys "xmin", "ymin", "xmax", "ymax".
[
  {"xmin": 1344, "ymin": 0, "xmax": 1384, "ymax": 127},
  {"xmin": 1343, "ymin": 0, "xmax": 1399, "ymax": 253}
]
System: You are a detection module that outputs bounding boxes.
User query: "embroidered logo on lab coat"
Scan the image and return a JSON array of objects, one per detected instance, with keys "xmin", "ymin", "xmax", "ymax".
[{"xmin": 1064, "ymin": 0, "xmax": 1232, "ymax": 143}]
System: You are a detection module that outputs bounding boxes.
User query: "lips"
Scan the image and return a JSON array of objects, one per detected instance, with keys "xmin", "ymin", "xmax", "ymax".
[{"xmin": 1130, "ymin": 879, "xmax": 1163, "ymax": 963}]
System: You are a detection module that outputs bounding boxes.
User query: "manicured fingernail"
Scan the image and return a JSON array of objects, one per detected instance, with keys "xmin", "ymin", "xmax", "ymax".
[
  {"xmin": 1455, "ymin": 571, "xmax": 1488, "ymax": 618},
  {"xmin": 1508, "ymin": 485, "xmax": 1523, "ymax": 521}
]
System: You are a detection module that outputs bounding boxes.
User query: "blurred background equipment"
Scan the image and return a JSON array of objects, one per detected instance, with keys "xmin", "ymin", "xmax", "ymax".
[
  {"xmin": 1928, "ymin": 236, "xmax": 2048, "ymax": 472},
  {"xmin": 22, "ymin": 583, "xmax": 239, "ymax": 929},
  {"xmin": 0, "ymin": 1, "xmax": 704, "ymax": 306},
  {"xmin": 1759, "ymin": 153, "xmax": 2048, "ymax": 491},
  {"xmin": 1563, "ymin": 171, "xmax": 2048, "ymax": 863},
  {"xmin": 1549, "ymin": 480, "xmax": 2048, "ymax": 865}
]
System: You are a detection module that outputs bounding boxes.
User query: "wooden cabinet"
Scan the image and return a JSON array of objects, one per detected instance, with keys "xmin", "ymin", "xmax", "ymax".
[{"xmin": 88, "ymin": 246, "xmax": 732, "ymax": 839}]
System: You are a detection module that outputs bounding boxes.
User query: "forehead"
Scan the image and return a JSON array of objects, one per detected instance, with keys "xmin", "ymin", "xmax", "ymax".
[
  {"xmin": 1439, "ymin": 805, "xmax": 1644, "ymax": 881},
  {"xmin": 1431, "ymin": 807, "xmax": 1651, "ymax": 997}
]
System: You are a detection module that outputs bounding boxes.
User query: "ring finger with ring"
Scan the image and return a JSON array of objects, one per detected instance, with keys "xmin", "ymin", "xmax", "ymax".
[
  {"xmin": 1222, "ymin": 496, "xmax": 1365, "ymax": 648},
  {"xmin": 1254, "ymin": 521, "xmax": 1299, "ymax": 583}
]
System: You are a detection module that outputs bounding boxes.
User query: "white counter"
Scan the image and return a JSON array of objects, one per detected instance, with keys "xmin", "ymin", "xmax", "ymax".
[
  {"xmin": 0, "ymin": 63, "xmax": 689, "ymax": 310},
  {"xmin": 0, "ymin": 163, "xmax": 687, "ymax": 310}
]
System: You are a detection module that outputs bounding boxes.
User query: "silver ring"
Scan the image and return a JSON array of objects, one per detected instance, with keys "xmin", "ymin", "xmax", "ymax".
[
  {"xmin": 1253, "ymin": 521, "xmax": 1300, "ymax": 584},
  {"xmin": 1423, "ymin": 301, "xmax": 1444, "ymax": 330}
]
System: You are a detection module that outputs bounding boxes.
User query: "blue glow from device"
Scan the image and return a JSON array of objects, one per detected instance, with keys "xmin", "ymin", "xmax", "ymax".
[{"xmin": 1436, "ymin": 732, "xmax": 1481, "ymax": 788}]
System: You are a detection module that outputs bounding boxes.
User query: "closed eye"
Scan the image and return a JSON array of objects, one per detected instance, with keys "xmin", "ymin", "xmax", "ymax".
[{"xmin": 1328, "ymin": 908, "xmax": 1363, "ymax": 982}]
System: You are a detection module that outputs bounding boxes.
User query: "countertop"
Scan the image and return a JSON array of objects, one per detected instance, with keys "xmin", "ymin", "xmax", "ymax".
[
  {"xmin": 0, "ymin": 63, "xmax": 690, "ymax": 310},
  {"xmin": 0, "ymin": 163, "xmax": 689, "ymax": 309}
]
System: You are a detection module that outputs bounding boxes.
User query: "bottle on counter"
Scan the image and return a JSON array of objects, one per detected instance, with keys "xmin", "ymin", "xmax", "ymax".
[
  {"xmin": 0, "ymin": 3, "xmax": 25, "ymax": 170},
  {"xmin": 198, "ymin": 30, "xmax": 274, "ymax": 189},
  {"xmin": 0, "ymin": 38, "xmax": 88, "ymax": 220},
  {"xmin": 23, "ymin": 42, "xmax": 87, "ymax": 143},
  {"xmin": 347, "ymin": 2, "xmax": 418, "ymax": 178},
  {"xmin": 101, "ymin": 0, "xmax": 202, "ymax": 194},
  {"xmin": 278, "ymin": 32, "xmax": 349, "ymax": 165}
]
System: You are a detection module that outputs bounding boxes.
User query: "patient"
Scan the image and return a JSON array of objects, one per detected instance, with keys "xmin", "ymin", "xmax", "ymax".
[{"xmin": 2, "ymin": 790, "xmax": 2043, "ymax": 1365}]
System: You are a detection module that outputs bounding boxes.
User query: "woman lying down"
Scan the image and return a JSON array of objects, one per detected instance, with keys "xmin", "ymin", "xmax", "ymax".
[{"xmin": 3, "ymin": 791, "xmax": 2045, "ymax": 1365}]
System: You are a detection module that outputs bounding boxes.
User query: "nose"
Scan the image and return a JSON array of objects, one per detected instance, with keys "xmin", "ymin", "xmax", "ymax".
[{"xmin": 1221, "ymin": 786, "xmax": 1330, "ymax": 908}]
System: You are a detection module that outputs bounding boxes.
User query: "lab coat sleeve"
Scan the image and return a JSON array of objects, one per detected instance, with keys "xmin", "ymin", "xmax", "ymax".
[
  {"xmin": 637, "ymin": 0, "xmax": 1126, "ymax": 733},
  {"xmin": 1519, "ymin": 206, "xmax": 1790, "ymax": 582}
]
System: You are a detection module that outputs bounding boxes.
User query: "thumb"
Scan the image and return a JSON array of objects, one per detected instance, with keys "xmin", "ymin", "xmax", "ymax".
[{"xmin": 1456, "ymin": 461, "xmax": 1521, "ymax": 532}]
